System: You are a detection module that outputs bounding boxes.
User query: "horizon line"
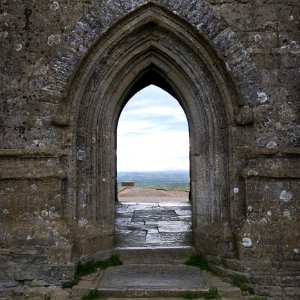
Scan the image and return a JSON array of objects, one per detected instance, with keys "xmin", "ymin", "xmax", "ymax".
[{"xmin": 118, "ymin": 169, "xmax": 189, "ymax": 172}]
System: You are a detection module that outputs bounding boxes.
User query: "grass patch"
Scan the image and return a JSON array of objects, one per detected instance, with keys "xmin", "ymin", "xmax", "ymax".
[
  {"xmin": 249, "ymin": 297, "xmax": 266, "ymax": 300},
  {"xmin": 62, "ymin": 255, "xmax": 122, "ymax": 289},
  {"xmin": 183, "ymin": 292, "xmax": 201, "ymax": 299},
  {"xmin": 232, "ymin": 278, "xmax": 254, "ymax": 294},
  {"xmin": 185, "ymin": 255, "xmax": 211, "ymax": 272},
  {"xmin": 183, "ymin": 289, "xmax": 220, "ymax": 299},
  {"xmin": 81, "ymin": 290, "xmax": 104, "ymax": 300},
  {"xmin": 203, "ymin": 288, "xmax": 221, "ymax": 299}
]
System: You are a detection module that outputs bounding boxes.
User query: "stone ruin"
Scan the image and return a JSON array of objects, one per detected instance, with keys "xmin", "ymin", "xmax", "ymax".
[{"xmin": 0, "ymin": 0, "xmax": 299, "ymax": 299}]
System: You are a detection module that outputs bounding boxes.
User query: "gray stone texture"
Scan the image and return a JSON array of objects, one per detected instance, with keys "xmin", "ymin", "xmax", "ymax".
[
  {"xmin": 0, "ymin": 0, "xmax": 299, "ymax": 299},
  {"xmin": 115, "ymin": 201, "xmax": 192, "ymax": 248},
  {"xmin": 96, "ymin": 264, "xmax": 210, "ymax": 298}
]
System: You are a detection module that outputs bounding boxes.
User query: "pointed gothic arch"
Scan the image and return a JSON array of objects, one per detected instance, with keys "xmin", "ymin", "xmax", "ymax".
[
  {"xmin": 48, "ymin": 2, "xmax": 262, "ymax": 260},
  {"xmin": 116, "ymin": 84, "xmax": 190, "ymax": 176}
]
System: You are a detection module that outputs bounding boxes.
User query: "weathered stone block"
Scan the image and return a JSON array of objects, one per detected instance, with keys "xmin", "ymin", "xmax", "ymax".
[{"xmin": 48, "ymin": 245, "xmax": 73, "ymax": 265}]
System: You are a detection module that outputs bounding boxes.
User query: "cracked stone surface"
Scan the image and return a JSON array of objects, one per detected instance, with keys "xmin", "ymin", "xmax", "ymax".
[
  {"xmin": 96, "ymin": 264, "xmax": 210, "ymax": 298},
  {"xmin": 115, "ymin": 201, "xmax": 192, "ymax": 248}
]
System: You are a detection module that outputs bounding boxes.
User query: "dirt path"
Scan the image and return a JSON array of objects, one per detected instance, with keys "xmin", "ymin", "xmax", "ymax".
[{"xmin": 118, "ymin": 187, "xmax": 189, "ymax": 201}]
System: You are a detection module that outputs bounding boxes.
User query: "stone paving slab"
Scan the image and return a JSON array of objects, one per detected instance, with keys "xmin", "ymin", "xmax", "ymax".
[
  {"xmin": 175, "ymin": 209, "xmax": 192, "ymax": 215},
  {"xmin": 133, "ymin": 209, "xmax": 178, "ymax": 217},
  {"xmin": 158, "ymin": 223, "xmax": 191, "ymax": 232},
  {"xmin": 159, "ymin": 232, "xmax": 192, "ymax": 242},
  {"xmin": 97, "ymin": 264, "xmax": 210, "ymax": 298},
  {"xmin": 115, "ymin": 201, "xmax": 192, "ymax": 248},
  {"xmin": 132, "ymin": 210, "xmax": 180, "ymax": 222},
  {"xmin": 116, "ymin": 203, "xmax": 160, "ymax": 211}
]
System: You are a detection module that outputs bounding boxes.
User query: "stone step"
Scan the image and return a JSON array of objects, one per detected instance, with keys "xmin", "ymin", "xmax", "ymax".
[
  {"xmin": 114, "ymin": 246, "xmax": 195, "ymax": 264},
  {"xmin": 71, "ymin": 265, "xmax": 244, "ymax": 299},
  {"xmin": 205, "ymin": 273, "xmax": 243, "ymax": 299},
  {"xmin": 96, "ymin": 264, "xmax": 210, "ymax": 298},
  {"xmin": 106, "ymin": 298, "xmax": 244, "ymax": 300},
  {"xmin": 106, "ymin": 298, "xmax": 185, "ymax": 300}
]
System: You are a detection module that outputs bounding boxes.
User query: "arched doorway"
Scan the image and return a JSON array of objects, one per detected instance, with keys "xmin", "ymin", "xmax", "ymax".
[
  {"xmin": 117, "ymin": 85, "xmax": 190, "ymax": 192},
  {"xmin": 52, "ymin": 3, "xmax": 247, "ymax": 261},
  {"xmin": 116, "ymin": 84, "xmax": 191, "ymax": 248}
]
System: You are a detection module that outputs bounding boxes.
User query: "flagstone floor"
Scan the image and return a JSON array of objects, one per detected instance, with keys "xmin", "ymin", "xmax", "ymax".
[{"xmin": 115, "ymin": 200, "xmax": 192, "ymax": 248}]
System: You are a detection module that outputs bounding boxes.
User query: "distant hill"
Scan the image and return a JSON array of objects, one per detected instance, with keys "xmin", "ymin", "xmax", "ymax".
[{"xmin": 117, "ymin": 170, "xmax": 190, "ymax": 190}]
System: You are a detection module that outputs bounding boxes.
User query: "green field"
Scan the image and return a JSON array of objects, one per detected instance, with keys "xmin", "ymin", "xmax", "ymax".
[{"xmin": 117, "ymin": 170, "xmax": 190, "ymax": 191}]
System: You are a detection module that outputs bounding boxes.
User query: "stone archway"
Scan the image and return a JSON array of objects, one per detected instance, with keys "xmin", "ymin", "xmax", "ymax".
[
  {"xmin": 73, "ymin": 4, "xmax": 232, "ymax": 258},
  {"xmin": 48, "ymin": 1, "xmax": 262, "ymax": 261}
]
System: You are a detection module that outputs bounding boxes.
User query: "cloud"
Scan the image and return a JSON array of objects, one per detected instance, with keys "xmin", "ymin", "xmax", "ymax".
[{"xmin": 117, "ymin": 85, "xmax": 189, "ymax": 171}]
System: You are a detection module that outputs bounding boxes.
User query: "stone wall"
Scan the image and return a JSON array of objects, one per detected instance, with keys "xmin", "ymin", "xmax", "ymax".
[{"xmin": 0, "ymin": 0, "xmax": 299, "ymax": 299}]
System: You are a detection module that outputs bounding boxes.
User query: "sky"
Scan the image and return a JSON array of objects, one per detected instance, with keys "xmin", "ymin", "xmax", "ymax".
[{"xmin": 117, "ymin": 85, "xmax": 189, "ymax": 172}]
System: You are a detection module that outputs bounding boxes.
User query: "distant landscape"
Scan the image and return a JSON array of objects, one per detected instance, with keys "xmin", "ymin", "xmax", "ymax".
[{"xmin": 117, "ymin": 170, "xmax": 190, "ymax": 191}]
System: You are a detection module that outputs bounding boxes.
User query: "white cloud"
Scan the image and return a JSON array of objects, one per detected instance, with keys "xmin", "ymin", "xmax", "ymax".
[{"xmin": 117, "ymin": 85, "xmax": 189, "ymax": 171}]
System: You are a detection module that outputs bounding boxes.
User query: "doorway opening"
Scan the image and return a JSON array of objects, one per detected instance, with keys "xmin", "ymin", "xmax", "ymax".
[{"xmin": 115, "ymin": 85, "xmax": 192, "ymax": 248}]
